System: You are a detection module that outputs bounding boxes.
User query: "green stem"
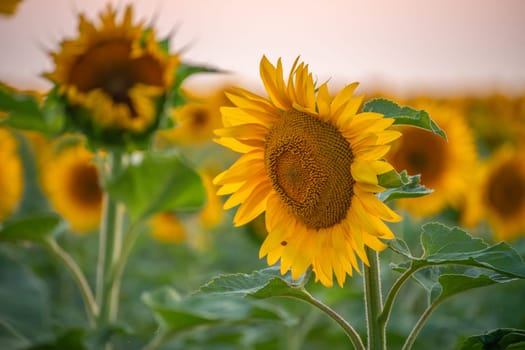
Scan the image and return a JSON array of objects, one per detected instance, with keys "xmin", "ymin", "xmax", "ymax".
[
  {"xmin": 378, "ymin": 266, "xmax": 416, "ymax": 328},
  {"xmin": 301, "ymin": 290, "xmax": 365, "ymax": 350},
  {"xmin": 143, "ymin": 328, "xmax": 169, "ymax": 350},
  {"xmin": 45, "ymin": 238, "xmax": 99, "ymax": 326},
  {"xmin": 401, "ymin": 300, "xmax": 441, "ymax": 350},
  {"xmin": 96, "ymin": 152, "xmax": 125, "ymax": 324},
  {"xmin": 363, "ymin": 247, "xmax": 385, "ymax": 350},
  {"xmin": 106, "ymin": 220, "xmax": 143, "ymax": 322}
]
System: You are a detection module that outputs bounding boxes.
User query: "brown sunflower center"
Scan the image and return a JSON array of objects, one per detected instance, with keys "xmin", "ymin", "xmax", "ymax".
[
  {"xmin": 388, "ymin": 127, "xmax": 447, "ymax": 187},
  {"xmin": 264, "ymin": 110, "xmax": 355, "ymax": 230},
  {"xmin": 68, "ymin": 164, "xmax": 102, "ymax": 207},
  {"xmin": 484, "ymin": 162, "xmax": 525, "ymax": 218},
  {"xmin": 68, "ymin": 40, "xmax": 165, "ymax": 116}
]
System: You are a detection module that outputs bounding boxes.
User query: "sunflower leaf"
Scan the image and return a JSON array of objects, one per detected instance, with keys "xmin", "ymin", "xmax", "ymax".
[
  {"xmin": 0, "ymin": 213, "xmax": 67, "ymax": 243},
  {"xmin": 199, "ymin": 266, "xmax": 308, "ymax": 300},
  {"xmin": 377, "ymin": 170, "xmax": 432, "ymax": 202},
  {"xmin": 430, "ymin": 272, "xmax": 516, "ymax": 304},
  {"xmin": 362, "ymin": 98, "xmax": 447, "ymax": 139},
  {"xmin": 142, "ymin": 285, "xmax": 286, "ymax": 335},
  {"xmin": 392, "ymin": 222, "xmax": 525, "ymax": 278},
  {"xmin": 458, "ymin": 328, "xmax": 525, "ymax": 350},
  {"xmin": 106, "ymin": 152, "xmax": 206, "ymax": 221}
]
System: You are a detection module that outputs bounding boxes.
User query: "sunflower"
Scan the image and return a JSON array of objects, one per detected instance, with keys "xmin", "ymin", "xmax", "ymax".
[
  {"xmin": 198, "ymin": 169, "xmax": 225, "ymax": 229},
  {"xmin": 157, "ymin": 87, "xmax": 231, "ymax": 145},
  {"xmin": 41, "ymin": 141, "xmax": 102, "ymax": 233},
  {"xmin": 385, "ymin": 99, "xmax": 477, "ymax": 217},
  {"xmin": 462, "ymin": 146, "xmax": 525, "ymax": 241},
  {"xmin": 213, "ymin": 56, "xmax": 402, "ymax": 287},
  {"xmin": 0, "ymin": 128, "xmax": 23, "ymax": 221},
  {"xmin": 44, "ymin": 4, "xmax": 179, "ymax": 139},
  {"xmin": 150, "ymin": 212, "xmax": 186, "ymax": 243},
  {"xmin": 0, "ymin": 0, "xmax": 22, "ymax": 15}
]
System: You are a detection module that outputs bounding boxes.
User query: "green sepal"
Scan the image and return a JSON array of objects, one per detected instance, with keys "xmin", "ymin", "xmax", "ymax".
[
  {"xmin": 363, "ymin": 98, "xmax": 446, "ymax": 139},
  {"xmin": 377, "ymin": 169, "xmax": 433, "ymax": 202}
]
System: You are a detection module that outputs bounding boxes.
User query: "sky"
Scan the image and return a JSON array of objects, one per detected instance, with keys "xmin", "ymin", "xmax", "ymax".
[{"xmin": 0, "ymin": 0, "xmax": 524, "ymax": 96}]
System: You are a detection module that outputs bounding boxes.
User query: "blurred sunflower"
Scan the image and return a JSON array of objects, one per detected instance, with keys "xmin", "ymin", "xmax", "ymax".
[
  {"xmin": 214, "ymin": 56, "xmax": 402, "ymax": 287},
  {"xmin": 0, "ymin": 128, "xmax": 23, "ymax": 221},
  {"xmin": 150, "ymin": 212, "xmax": 186, "ymax": 243},
  {"xmin": 385, "ymin": 100, "xmax": 477, "ymax": 217},
  {"xmin": 44, "ymin": 4, "xmax": 179, "ymax": 141},
  {"xmin": 198, "ymin": 169, "xmax": 224, "ymax": 229},
  {"xmin": 0, "ymin": 0, "xmax": 22, "ymax": 15},
  {"xmin": 158, "ymin": 87, "xmax": 231, "ymax": 145},
  {"xmin": 462, "ymin": 147, "xmax": 525, "ymax": 241},
  {"xmin": 41, "ymin": 141, "xmax": 102, "ymax": 233}
]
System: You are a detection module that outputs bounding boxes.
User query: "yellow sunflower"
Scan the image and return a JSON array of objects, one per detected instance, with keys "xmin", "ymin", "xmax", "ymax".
[
  {"xmin": 198, "ymin": 169, "xmax": 225, "ymax": 229},
  {"xmin": 213, "ymin": 56, "xmax": 402, "ymax": 287},
  {"xmin": 0, "ymin": 0, "xmax": 22, "ymax": 15},
  {"xmin": 385, "ymin": 99, "xmax": 477, "ymax": 217},
  {"xmin": 150, "ymin": 212, "xmax": 186, "ymax": 243},
  {"xmin": 44, "ymin": 4, "xmax": 179, "ymax": 135},
  {"xmin": 158, "ymin": 87, "xmax": 231, "ymax": 145},
  {"xmin": 41, "ymin": 141, "xmax": 102, "ymax": 233},
  {"xmin": 0, "ymin": 128, "xmax": 23, "ymax": 221},
  {"xmin": 462, "ymin": 146, "xmax": 525, "ymax": 242}
]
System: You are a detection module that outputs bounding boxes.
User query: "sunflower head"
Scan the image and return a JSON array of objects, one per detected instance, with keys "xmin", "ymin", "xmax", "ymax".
[
  {"xmin": 386, "ymin": 99, "xmax": 477, "ymax": 217},
  {"xmin": 150, "ymin": 212, "xmax": 186, "ymax": 243},
  {"xmin": 44, "ymin": 4, "xmax": 179, "ymax": 148},
  {"xmin": 40, "ymin": 139, "xmax": 102, "ymax": 233},
  {"xmin": 0, "ymin": 0, "xmax": 22, "ymax": 16},
  {"xmin": 214, "ymin": 56, "xmax": 402, "ymax": 287},
  {"xmin": 462, "ymin": 146, "xmax": 525, "ymax": 241},
  {"xmin": 157, "ymin": 87, "xmax": 231, "ymax": 145}
]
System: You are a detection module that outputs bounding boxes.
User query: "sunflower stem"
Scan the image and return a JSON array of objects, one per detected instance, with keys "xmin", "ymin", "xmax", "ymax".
[
  {"xmin": 401, "ymin": 300, "xmax": 441, "ymax": 350},
  {"xmin": 379, "ymin": 266, "xmax": 416, "ymax": 329},
  {"xmin": 363, "ymin": 247, "xmax": 385, "ymax": 350},
  {"xmin": 44, "ymin": 238, "xmax": 99, "ymax": 327},
  {"xmin": 96, "ymin": 151, "xmax": 125, "ymax": 325},
  {"xmin": 300, "ymin": 289, "xmax": 365, "ymax": 350}
]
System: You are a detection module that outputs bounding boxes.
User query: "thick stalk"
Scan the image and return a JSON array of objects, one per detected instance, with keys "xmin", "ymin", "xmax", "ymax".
[
  {"xmin": 363, "ymin": 247, "xmax": 385, "ymax": 350},
  {"xmin": 95, "ymin": 152, "xmax": 125, "ymax": 324}
]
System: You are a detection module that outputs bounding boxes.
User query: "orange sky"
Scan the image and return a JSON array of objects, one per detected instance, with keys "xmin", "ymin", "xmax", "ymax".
[{"xmin": 1, "ymin": 0, "xmax": 524, "ymax": 96}]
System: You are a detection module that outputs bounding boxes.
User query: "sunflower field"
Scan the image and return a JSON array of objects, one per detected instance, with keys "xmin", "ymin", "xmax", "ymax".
[{"xmin": 1, "ymin": 2, "xmax": 524, "ymax": 350}]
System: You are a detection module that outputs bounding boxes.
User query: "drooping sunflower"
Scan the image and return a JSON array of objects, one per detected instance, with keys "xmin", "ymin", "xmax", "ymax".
[
  {"xmin": 213, "ymin": 56, "xmax": 402, "ymax": 287},
  {"xmin": 44, "ymin": 4, "xmax": 179, "ymax": 143},
  {"xmin": 0, "ymin": 128, "xmax": 23, "ymax": 221},
  {"xmin": 41, "ymin": 140, "xmax": 102, "ymax": 233},
  {"xmin": 385, "ymin": 99, "xmax": 477, "ymax": 217},
  {"xmin": 462, "ymin": 146, "xmax": 525, "ymax": 241}
]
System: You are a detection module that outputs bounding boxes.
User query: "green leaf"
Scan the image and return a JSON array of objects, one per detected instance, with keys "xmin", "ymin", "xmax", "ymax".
[
  {"xmin": 0, "ymin": 85, "xmax": 63, "ymax": 135},
  {"xmin": 142, "ymin": 285, "xmax": 285, "ymax": 335},
  {"xmin": 26, "ymin": 329, "xmax": 87, "ymax": 350},
  {"xmin": 0, "ymin": 213, "xmax": 67, "ymax": 243},
  {"xmin": 430, "ymin": 272, "xmax": 516, "ymax": 303},
  {"xmin": 362, "ymin": 98, "xmax": 447, "ymax": 139},
  {"xmin": 458, "ymin": 328, "xmax": 525, "ymax": 350},
  {"xmin": 200, "ymin": 267, "xmax": 309, "ymax": 300},
  {"xmin": 392, "ymin": 222, "xmax": 525, "ymax": 279},
  {"xmin": 377, "ymin": 170, "xmax": 433, "ymax": 202},
  {"xmin": 0, "ymin": 252, "xmax": 51, "ymax": 349},
  {"xmin": 106, "ymin": 151, "xmax": 205, "ymax": 221}
]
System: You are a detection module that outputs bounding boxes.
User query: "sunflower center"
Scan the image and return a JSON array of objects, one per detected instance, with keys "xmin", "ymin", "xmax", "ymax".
[
  {"xmin": 388, "ymin": 128, "xmax": 447, "ymax": 187},
  {"xmin": 68, "ymin": 40, "xmax": 164, "ymax": 116},
  {"xmin": 264, "ymin": 110, "xmax": 355, "ymax": 230},
  {"xmin": 484, "ymin": 162, "xmax": 525, "ymax": 218},
  {"xmin": 68, "ymin": 164, "xmax": 102, "ymax": 207}
]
